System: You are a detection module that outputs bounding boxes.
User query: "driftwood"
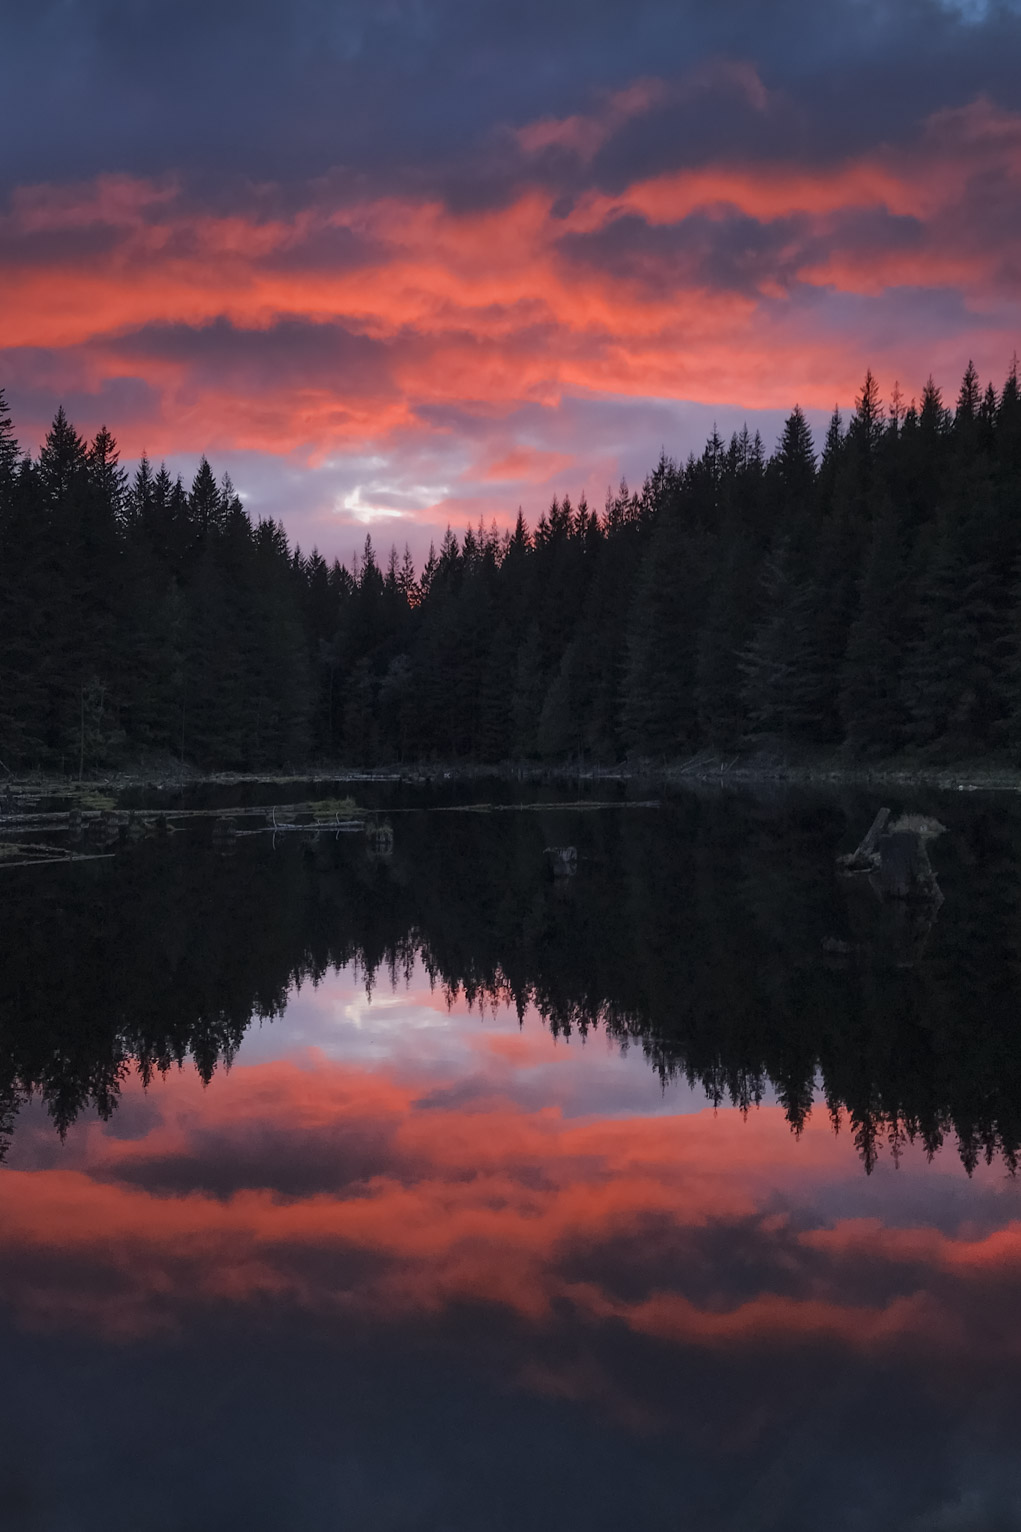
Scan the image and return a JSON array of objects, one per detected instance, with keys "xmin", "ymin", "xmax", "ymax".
[
  {"xmin": 0, "ymin": 840, "xmax": 117, "ymax": 870},
  {"xmin": 0, "ymin": 798, "xmax": 373, "ymax": 867},
  {"xmin": 0, "ymin": 799, "xmax": 368, "ymax": 834}
]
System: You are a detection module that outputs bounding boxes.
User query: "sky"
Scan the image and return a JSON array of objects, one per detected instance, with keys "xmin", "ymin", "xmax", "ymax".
[{"xmin": 3, "ymin": 0, "xmax": 1021, "ymax": 565}]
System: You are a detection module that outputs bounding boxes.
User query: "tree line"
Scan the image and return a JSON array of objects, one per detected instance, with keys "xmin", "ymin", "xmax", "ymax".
[{"xmin": 2, "ymin": 359, "xmax": 1020, "ymax": 771}]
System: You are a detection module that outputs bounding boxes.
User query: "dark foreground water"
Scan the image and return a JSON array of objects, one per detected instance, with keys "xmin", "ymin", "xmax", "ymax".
[{"xmin": 2, "ymin": 786, "xmax": 1021, "ymax": 1530}]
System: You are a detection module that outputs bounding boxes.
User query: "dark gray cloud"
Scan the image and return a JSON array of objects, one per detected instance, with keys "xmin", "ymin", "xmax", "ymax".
[
  {"xmin": 557, "ymin": 207, "xmax": 927, "ymax": 299},
  {"xmin": 0, "ymin": 222, "xmax": 122, "ymax": 265},
  {"xmin": 93, "ymin": 1118, "xmax": 404, "ymax": 1200},
  {"xmin": 2, "ymin": 0, "xmax": 1020, "ymax": 199},
  {"xmin": 111, "ymin": 316, "xmax": 395, "ymax": 392},
  {"xmin": 0, "ymin": 348, "xmax": 161, "ymax": 451},
  {"xmin": 558, "ymin": 211, "xmax": 808, "ymax": 297}
]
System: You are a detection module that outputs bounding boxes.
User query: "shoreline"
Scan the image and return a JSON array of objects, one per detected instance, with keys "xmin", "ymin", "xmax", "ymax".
[{"xmin": 4, "ymin": 753, "xmax": 1021, "ymax": 799}]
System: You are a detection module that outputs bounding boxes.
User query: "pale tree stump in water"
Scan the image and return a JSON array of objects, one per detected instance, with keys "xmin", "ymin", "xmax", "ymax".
[
  {"xmin": 838, "ymin": 810, "xmax": 945, "ymax": 903},
  {"xmin": 831, "ymin": 811, "xmax": 947, "ymax": 968}
]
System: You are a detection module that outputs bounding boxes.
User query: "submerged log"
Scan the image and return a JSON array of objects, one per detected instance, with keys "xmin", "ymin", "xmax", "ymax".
[
  {"xmin": 544, "ymin": 845, "xmax": 577, "ymax": 878},
  {"xmin": 366, "ymin": 823, "xmax": 394, "ymax": 857},
  {"xmin": 211, "ymin": 816, "xmax": 238, "ymax": 857}
]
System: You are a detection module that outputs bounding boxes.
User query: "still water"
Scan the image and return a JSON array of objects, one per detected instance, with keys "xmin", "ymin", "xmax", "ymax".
[{"xmin": 1, "ymin": 787, "xmax": 1020, "ymax": 1529}]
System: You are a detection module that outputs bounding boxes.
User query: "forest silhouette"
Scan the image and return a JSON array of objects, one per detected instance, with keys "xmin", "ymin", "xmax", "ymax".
[
  {"xmin": 2, "ymin": 360, "xmax": 1021, "ymax": 773},
  {"xmin": 2, "ymin": 794, "xmax": 1020, "ymax": 1173}
]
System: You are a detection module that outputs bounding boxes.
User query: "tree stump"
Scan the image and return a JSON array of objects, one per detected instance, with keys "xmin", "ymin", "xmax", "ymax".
[
  {"xmin": 838, "ymin": 810, "xmax": 945, "ymax": 903},
  {"xmin": 837, "ymin": 808, "xmax": 890, "ymax": 872}
]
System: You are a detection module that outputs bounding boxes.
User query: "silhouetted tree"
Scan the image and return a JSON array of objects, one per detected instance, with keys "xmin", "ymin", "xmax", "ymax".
[{"xmin": 3, "ymin": 362, "xmax": 1021, "ymax": 773}]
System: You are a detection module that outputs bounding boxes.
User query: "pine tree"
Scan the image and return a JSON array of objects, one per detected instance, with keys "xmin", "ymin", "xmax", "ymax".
[
  {"xmin": 38, "ymin": 407, "xmax": 87, "ymax": 507},
  {"xmin": 622, "ymin": 495, "xmax": 704, "ymax": 756},
  {"xmin": 189, "ymin": 457, "xmax": 222, "ymax": 539},
  {"xmin": 956, "ymin": 360, "xmax": 981, "ymax": 426},
  {"xmin": 537, "ymin": 643, "xmax": 578, "ymax": 758},
  {"xmin": 126, "ymin": 454, "xmax": 155, "ymax": 532},
  {"xmin": 696, "ymin": 535, "xmax": 757, "ymax": 748},
  {"xmin": 920, "ymin": 376, "xmax": 951, "ymax": 440},
  {"xmin": 511, "ymin": 623, "xmax": 544, "ymax": 757},
  {"xmin": 903, "ymin": 491, "xmax": 1001, "ymax": 753},
  {"xmin": 840, "ymin": 498, "xmax": 910, "ymax": 754},
  {"xmin": 815, "ymin": 408, "xmax": 845, "ymax": 510},
  {"xmin": 0, "ymin": 389, "xmax": 19, "ymax": 487},
  {"xmin": 850, "ymin": 369, "xmax": 885, "ymax": 458},
  {"xmin": 378, "ymin": 654, "xmax": 413, "ymax": 758},
  {"xmin": 476, "ymin": 622, "xmax": 515, "ymax": 762},
  {"xmin": 342, "ymin": 658, "xmax": 377, "ymax": 765},
  {"xmin": 740, "ymin": 542, "xmax": 824, "ymax": 748},
  {"xmin": 772, "ymin": 406, "xmax": 816, "ymax": 512},
  {"xmin": 0, "ymin": 421, "xmax": 50, "ymax": 764},
  {"xmin": 87, "ymin": 426, "xmax": 128, "ymax": 519}
]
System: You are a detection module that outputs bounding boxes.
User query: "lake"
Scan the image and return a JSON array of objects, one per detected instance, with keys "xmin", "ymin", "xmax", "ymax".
[{"xmin": 1, "ymin": 782, "xmax": 1020, "ymax": 1530}]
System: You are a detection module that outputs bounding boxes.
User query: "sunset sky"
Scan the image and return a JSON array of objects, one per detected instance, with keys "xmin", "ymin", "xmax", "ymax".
[{"xmin": 4, "ymin": 0, "xmax": 1021, "ymax": 562}]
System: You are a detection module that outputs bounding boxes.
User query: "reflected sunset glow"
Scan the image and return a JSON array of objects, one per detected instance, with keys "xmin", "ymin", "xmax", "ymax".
[{"xmin": 3, "ymin": 971, "xmax": 1017, "ymax": 1409}]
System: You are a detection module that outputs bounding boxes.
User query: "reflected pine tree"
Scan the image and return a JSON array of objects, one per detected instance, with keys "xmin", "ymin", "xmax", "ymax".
[{"xmin": 2, "ymin": 795, "xmax": 1021, "ymax": 1172}]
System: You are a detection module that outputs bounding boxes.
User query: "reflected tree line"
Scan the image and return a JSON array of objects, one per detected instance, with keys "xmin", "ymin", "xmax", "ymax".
[{"xmin": 2, "ymin": 794, "xmax": 1020, "ymax": 1171}]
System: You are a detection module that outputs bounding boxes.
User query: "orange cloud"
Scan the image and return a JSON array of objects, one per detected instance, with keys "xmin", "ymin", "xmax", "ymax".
[
  {"xmin": 1, "ymin": 1048, "xmax": 1015, "ymax": 1382},
  {"xmin": 2, "ymin": 91, "xmax": 1020, "ymax": 473},
  {"xmin": 477, "ymin": 446, "xmax": 577, "ymax": 484},
  {"xmin": 515, "ymin": 77, "xmax": 668, "ymax": 161}
]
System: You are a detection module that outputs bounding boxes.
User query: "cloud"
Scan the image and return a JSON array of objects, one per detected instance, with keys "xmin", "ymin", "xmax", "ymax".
[
  {"xmin": 3, "ymin": 1, "xmax": 1021, "ymax": 195},
  {"xmin": 477, "ymin": 446, "xmax": 578, "ymax": 484},
  {"xmin": 2, "ymin": 987, "xmax": 1018, "ymax": 1522},
  {"xmin": 2, "ymin": 37, "xmax": 1021, "ymax": 548},
  {"xmin": 515, "ymin": 78, "xmax": 670, "ymax": 163},
  {"xmin": 2, "ymin": 1048, "xmax": 1018, "ymax": 1371}
]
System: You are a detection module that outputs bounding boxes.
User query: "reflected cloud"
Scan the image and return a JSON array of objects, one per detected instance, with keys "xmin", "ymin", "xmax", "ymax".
[{"xmin": 2, "ymin": 1027, "xmax": 1018, "ymax": 1392}]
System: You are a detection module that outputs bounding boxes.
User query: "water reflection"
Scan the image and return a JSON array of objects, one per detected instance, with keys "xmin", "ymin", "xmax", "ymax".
[
  {"xmin": 2, "ymin": 791, "xmax": 1021, "ymax": 1170},
  {"xmin": 1, "ymin": 961, "xmax": 1020, "ymax": 1529}
]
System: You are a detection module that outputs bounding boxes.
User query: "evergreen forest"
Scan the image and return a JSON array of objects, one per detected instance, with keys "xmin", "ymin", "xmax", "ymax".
[{"xmin": 2, "ymin": 359, "xmax": 1020, "ymax": 773}]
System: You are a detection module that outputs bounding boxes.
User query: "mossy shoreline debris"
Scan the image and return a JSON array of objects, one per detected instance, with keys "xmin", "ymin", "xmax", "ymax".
[{"xmin": 0, "ymin": 794, "xmax": 396, "ymax": 868}]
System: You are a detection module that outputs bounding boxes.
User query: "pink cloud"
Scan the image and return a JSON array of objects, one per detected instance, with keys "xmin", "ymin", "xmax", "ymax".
[
  {"xmin": 477, "ymin": 445, "xmax": 577, "ymax": 483},
  {"xmin": 2, "ymin": 86, "xmax": 1020, "ymax": 544},
  {"xmin": 0, "ymin": 1050, "xmax": 1012, "ymax": 1390}
]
